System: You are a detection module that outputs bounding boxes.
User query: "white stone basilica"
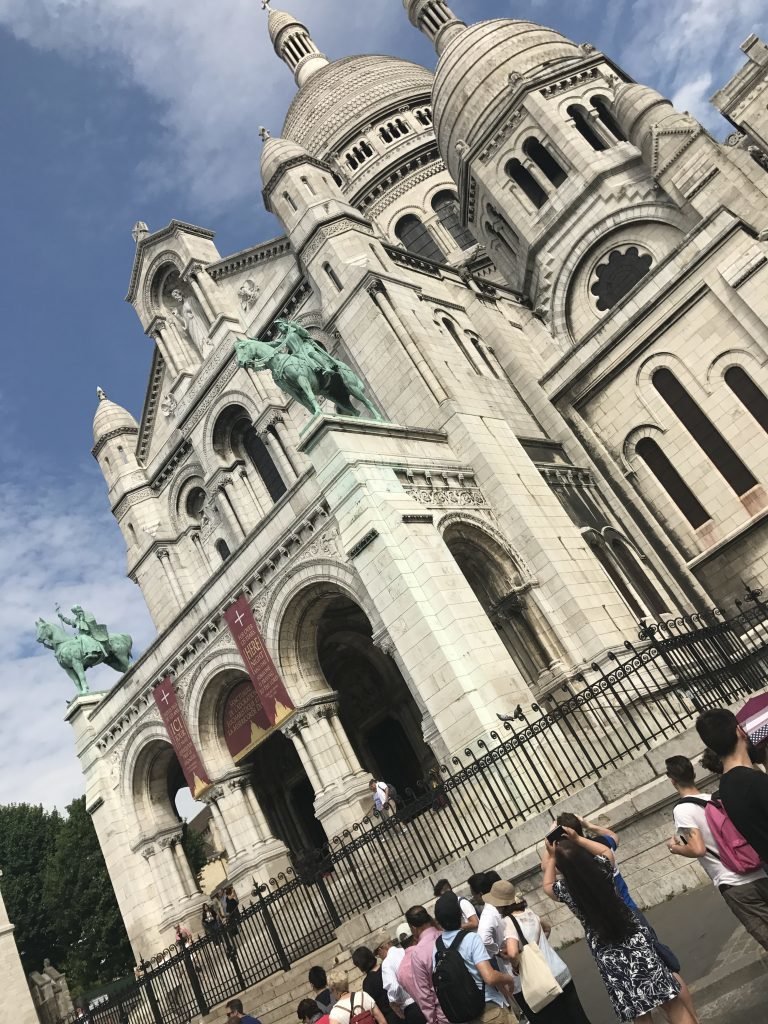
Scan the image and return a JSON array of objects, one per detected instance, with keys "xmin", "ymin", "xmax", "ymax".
[{"xmin": 71, "ymin": 1, "xmax": 768, "ymax": 956}]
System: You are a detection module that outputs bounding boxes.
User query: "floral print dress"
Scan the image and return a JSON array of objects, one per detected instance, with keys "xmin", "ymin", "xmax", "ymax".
[{"xmin": 552, "ymin": 856, "xmax": 680, "ymax": 1022}]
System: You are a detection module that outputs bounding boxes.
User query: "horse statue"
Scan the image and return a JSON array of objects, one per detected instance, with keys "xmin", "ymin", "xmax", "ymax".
[
  {"xmin": 235, "ymin": 319, "xmax": 382, "ymax": 421},
  {"xmin": 35, "ymin": 605, "xmax": 133, "ymax": 696}
]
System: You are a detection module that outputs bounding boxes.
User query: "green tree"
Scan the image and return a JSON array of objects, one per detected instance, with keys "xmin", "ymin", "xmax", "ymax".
[
  {"xmin": 0, "ymin": 803, "xmax": 63, "ymax": 970},
  {"xmin": 180, "ymin": 820, "xmax": 208, "ymax": 879},
  {"xmin": 42, "ymin": 796, "xmax": 133, "ymax": 995}
]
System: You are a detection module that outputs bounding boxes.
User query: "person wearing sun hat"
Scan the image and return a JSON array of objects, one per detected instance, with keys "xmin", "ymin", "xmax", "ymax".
[{"xmin": 483, "ymin": 880, "xmax": 591, "ymax": 1023}]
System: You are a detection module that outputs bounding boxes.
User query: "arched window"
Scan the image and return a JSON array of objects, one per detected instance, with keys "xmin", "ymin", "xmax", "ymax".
[
  {"xmin": 724, "ymin": 366, "xmax": 768, "ymax": 434},
  {"xmin": 215, "ymin": 539, "xmax": 231, "ymax": 562},
  {"xmin": 300, "ymin": 176, "xmax": 315, "ymax": 195},
  {"xmin": 415, "ymin": 107, "xmax": 433, "ymax": 126},
  {"xmin": 282, "ymin": 191, "xmax": 297, "ymax": 212},
  {"xmin": 567, "ymin": 104, "xmax": 607, "ymax": 152},
  {"xmin": 442, "ymin": 318, "xmax": 480, "ymax": 374},
  {"xmin": 394, "ymin": 215, "xmax": 444, "ymax": 262},
  {"xmin": 117, "ymin": 445, "xmax": 129, "ymax": 465},
  {"xmin": 431, "ymin": 190, "xmax": 475, "ymax": 250},
  {"xmin": 652, "ymin": 368, "xmax": 758, "ymax": 496},
  {"xmin": 127, "ymin": 522, "xmax": 137, "ymax": 546},
  {"xmin": 243, "ymin": 426, "xmax": 287, "ymax": 502},
  {"xmin": 636, "ymin": 437, "xmax": 710, "ymax": 528},
  {"xmin": 323, "ymin": 262, "xmax": 343, "ymax": 292},
  {"xmin": 506, "ymin": 159, "xmax": 547, "ymax": 209},
  {"xmin": 591, "ymin": 96, "xmax": 627, "ymax": 142},
  {"xmin": 467, "ymin": 333, "xmax": 499, "ymax": 378},
  {"xmin": 522, "ymin": 138, "xmax": 568, "ymax": 187},
  {"xmin": 185, "ymin": 487, "xmax": 207, "ymax": 522}
]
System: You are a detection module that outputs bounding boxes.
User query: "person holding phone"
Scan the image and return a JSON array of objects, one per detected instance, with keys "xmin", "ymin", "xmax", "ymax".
[{"xmin": 542, "ymin": 827, "xmax": 698, "ymax": 1023}]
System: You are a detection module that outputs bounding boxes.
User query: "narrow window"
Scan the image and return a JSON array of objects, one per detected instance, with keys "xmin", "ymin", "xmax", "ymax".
[
  {"xmin": 443, "ymin": 318, "xmax": 480, "ymax": 374},
  {"xmin": 469, "ymin": 335, "xmax": 499, "ymax": 378},
  {"xmin": 432, "ymin": 190, "xmax": 475, "ymax": 250},
  {"xmin": 506, "ymin": 159, "xmax": 547, "ymax": 209},
  {"xmin": 394, "ymin": 215, "xmax": 444, "ymax": 262},
  {"xmin": 346, "ymin": 153, "xmax": 358, "ymax": 170},
  {"xmin": 215, "ymin": 539, "xmax": 231, "ymax": 562},
  {"xmin": 636, "ymin": 437, "xmax": 710, "ymax": 528},
  {"xmin": 283, "ymin": 191, "xmax": 297, "ymax": 212},
  {"xmin": 332, "ymin": 172, "xmax": 344, "ymax": 187},
  {"xmin": 652, "ymin": 368, "xmax": 758, "ymax": 495},
  {"xmin": 323, "ymin": 262, "xmax": 343, "ymax": 292},
  {"xmin": 724, "ymin": 366, "xmax": 768, "ymax": 434},
  {"xmin": 379, "ymin": 126, "xmax": 392, "ymax": 144},
  {"xmin": 522, "ymin": 138, "xmax": 567, "ymax": 187},
  {"xmin": 567, "ymin": 104, "xmax": 607, "ymax": 152},
  {"xmin": 243, "ymin": 426, "xmax": 286, "ymax": 502},
  {"xmin": 591, "ymin": 96, "xmax": 627, "ymax": 142},
  {"xmin": 116, "ymin": 445, "xmax": 128, "ymax": 465},
  {"xmin": 300, "ymin": 176, "xmax": 315, "ymax": 196},
  {"xmin": 127, "ymin": 522, "xmax": 137, "ymax": 546}
]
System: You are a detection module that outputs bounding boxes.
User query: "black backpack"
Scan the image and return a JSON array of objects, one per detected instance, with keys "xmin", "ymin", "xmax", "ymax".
[{"xmin": 432, "ymin": 932, "xmax": 486, "ymax": 1023}]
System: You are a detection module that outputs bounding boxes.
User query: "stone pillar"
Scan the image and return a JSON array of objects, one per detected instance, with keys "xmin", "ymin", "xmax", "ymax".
[
  {"xmin": 185, "ymin": 261, "xmax": 217, "ymax": 324},
  {"xmin": 156, "ymin": 548, "xmax": 185, "ymax": 608},
  {"xmin": 149, "ymin": 317, "xmax": 180, "ymax": 377},
  {"xmin": 218, "ymin": 478, "xmax": 247, "ymax": 539},
  {"xmin": 212, "ymin": 776, "xmax": 290, "ymax": 886},
  {"xmin": 0, "ymin": 875, "xmax": 39, "ymax": 1024},
  {"xmin": 261, "ymin": 422, "xmax": 296, "ymax": 485},
  {"xmin": 283, "ymin": 700, "xmax": 371, "ymax": 837}
]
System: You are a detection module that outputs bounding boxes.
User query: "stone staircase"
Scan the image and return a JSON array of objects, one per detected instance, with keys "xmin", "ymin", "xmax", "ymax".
[{"xmin": 200, "ymin": 936, "xmax": 358, "ymax": 1024}]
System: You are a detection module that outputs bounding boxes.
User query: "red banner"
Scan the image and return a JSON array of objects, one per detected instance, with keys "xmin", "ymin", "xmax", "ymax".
[
  {"xmin": 154, "ymin": 676, "xmax": 212, "ymax": 799},
  {"xmin": 223, "ymin": 595, "xmax": 295, "ymax": 761}
]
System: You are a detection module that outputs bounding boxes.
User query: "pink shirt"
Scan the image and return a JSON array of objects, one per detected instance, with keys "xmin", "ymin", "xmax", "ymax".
[{"xmin": 397, "ymin": 926, "xmax": 448, "ymax": 1024}]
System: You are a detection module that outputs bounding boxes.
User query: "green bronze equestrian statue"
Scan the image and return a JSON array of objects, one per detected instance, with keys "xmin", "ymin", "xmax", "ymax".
[
  {"xmin": 235, "ymin": 319, "xmax": 382, "ymax": 421},
  {"xmin": 35, "ymin": 604, "xmax": 133, "ymax": 696}
]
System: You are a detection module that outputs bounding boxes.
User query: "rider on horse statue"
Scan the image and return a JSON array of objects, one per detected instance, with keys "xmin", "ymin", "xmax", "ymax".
[{"xmin": 57, "ymin": 604, "xmax": 109, "ymax": 651}]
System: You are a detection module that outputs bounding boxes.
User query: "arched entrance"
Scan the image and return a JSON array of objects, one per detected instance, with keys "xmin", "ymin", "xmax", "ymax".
[
  {"xmin": 214, "ymin": 672, "xmax": 324, "ymax": 855},
  {"xmin": 443, "ymin": 520, "xmax": 560, "ymax": 686},
  {"xmin": 314, "ymin": 594, "xmax": 433, "ymax": 796}
]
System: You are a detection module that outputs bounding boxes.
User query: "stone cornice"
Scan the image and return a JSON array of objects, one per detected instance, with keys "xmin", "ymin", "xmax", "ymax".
[
  {"xmin": 298, "ymin": 214, "xmax": 374, "ymax": 264},
  {"xmin": 91, "ymin": 426, "xmax": 139, "ymax": 459},
  {"xmin": 149, "ymin": 439, "xmax": 194, "ymax": 493},
  {"xmin": 137, "ymin": 347, "xmax": 166, "ymax": 465},
  {"xmin": 125, "ymin": 220, "xmax": 216, "ymax": 304},
  {"xmin": 206, "ymin": 237, "xmax": 292, "ymax": 281}
]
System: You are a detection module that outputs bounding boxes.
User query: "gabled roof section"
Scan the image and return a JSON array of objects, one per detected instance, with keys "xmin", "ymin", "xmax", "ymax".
[
  {"xmin": 206, "ymin": 236, "xmax": 293, "ymax": 281},
  {"xmin": 125, "ymin": 220, "xmax": 217, "ymax": 303}
]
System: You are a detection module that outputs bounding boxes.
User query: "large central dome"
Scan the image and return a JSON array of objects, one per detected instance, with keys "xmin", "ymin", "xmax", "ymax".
[{"xmin": 282, "ymin": 55, "xmax": 434, "ymax": 158}]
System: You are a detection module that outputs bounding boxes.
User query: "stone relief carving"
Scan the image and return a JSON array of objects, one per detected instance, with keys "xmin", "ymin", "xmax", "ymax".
[
  {"xmin": 238, "ymin": 278, "xmax": 260, "ymax": 313},
  {"xmin": 170, "ymin": 289, "xmax": 209, "ymax": 350},
  {"xmin": 161, "ymin": 394, "xmax": 178, "ymax": 419}
]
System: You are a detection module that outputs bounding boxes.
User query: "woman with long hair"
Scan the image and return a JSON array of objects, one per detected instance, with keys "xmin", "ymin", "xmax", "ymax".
[
  {"xmin": 483, "ymin": 879, "xmax": 592, "ymax": 1023},
  {"xmin": 351, "ymin": 947, "xmax": 399, "ymax": 1024},
  {"xmin": 543, "ymin": 830, "xmax": 697, "ymax": 1023}
]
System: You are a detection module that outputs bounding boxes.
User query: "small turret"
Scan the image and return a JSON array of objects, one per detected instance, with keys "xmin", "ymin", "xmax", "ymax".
[
  {"xmin": 264, "ymin": 1, "xmax": 330, "ymax": 87},
  {"xmin": 402, "ymin": 0, "xmax": 467, "ymax": 55}
]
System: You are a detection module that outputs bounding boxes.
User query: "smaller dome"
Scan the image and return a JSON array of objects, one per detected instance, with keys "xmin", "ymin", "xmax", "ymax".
[
  {"xmin": 260, "ymin": 135, "xmax": 312, "ymax": 187},
  {"xmin": 612, "ymin": 82, "xmax": 673, "ymax": 154},
  {"xmin": 93, "ymin": 388, "xmax": 138, "ymax": 444},
  {"xmin": 433, "ymin": 20, "xmax": 583, "ymax": 180}
]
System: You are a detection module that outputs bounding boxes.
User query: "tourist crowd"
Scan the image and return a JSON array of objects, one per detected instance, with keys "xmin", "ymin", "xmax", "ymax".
[{"xmin": 221, "ymin": 707, "xmax": 768, "ymax": 1024}]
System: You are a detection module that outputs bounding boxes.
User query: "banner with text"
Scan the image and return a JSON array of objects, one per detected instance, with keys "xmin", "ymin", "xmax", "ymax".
[
  {"xmin": 223, "ymin": 595, "xmax": 295, "ymax": 762},
  {"xmin": 154, "ymin": 676, "xmax": 213, "ymax": 799}
]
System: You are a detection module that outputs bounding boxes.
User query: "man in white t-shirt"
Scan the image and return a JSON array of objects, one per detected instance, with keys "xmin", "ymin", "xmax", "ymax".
[{"xmin": 666, "ymin": 754, "xmax": 768, "ymax": 950}]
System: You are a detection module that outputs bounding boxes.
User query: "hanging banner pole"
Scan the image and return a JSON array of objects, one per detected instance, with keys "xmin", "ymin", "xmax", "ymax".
[
  {"xmin": 223, "ymin": 595, "xmax": 295, "ymax": 761},
  {"xmin": 154, "ymin": 676, "xmax": 213, "ymax": 799}
]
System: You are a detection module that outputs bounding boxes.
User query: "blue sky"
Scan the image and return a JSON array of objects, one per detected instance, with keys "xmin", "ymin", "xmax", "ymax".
[{"xmin": 0, "ymin": 0, "xmax": 765, "ymax": 811}]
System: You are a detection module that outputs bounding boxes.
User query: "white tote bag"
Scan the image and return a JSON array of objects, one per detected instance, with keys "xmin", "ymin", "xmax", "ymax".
[{"xmin": 507, "ymin": 914, "xmax": 563, "ymax": 1012}]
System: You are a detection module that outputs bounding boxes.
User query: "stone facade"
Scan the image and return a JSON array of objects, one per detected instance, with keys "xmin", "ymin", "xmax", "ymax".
[
  {"xmin": 0, "ymin": 877, "xmax": 39, "ymax": 1024},
  {"xmin": 71, "ymin": 3, "xmax": 768, "ymax": 958}
]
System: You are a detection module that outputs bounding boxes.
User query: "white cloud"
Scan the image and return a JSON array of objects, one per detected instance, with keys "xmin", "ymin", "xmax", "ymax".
[
  {"xmin": 0, "ymin": 457, "xmax": 154, "ymax": 811},
  {"xmin": 0, "ymin": 0, "xmax": 409, "ymax": 213}
]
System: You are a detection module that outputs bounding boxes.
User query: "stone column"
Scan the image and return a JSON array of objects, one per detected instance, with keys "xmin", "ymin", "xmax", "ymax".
[
  {"xmin": 156, "ymin": 548, "xmax": 185, "ymax": 608},
  {"xmin": 213, "ymin": 775, "xmax": 290, "ymax": 885},
  {"xmin": 218, "ymin": 477, "xmax": 247, "ymax": 538},
  {"xmin": 158, "ymin": 834, "xmax": 194, "ymax": 901},
  {"xmin": 185, "ymin": 261, "xmax": 217, "ymax": 324},
  {"xmin": 149, "ymin": 317, "xmax": 180, "ymax": 377},
  {"xmin": 141, "ymin": 845, "xmax": 173, "ymax": 912},
  {"xmin": 261, "ymin": 422, "xmax": 296, "ymax": 486},
  {"xmin": 284, "ymin": 700, "xmax": 371, "ymax": 837},
  {"xmin": 0, "ymin": 875, "xmax": 39, "ymax": 1024}
]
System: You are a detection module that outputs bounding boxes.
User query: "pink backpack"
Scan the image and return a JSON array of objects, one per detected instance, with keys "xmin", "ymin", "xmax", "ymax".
[{"xmin": 704, "ymin": 797, "xmax": 763, "ymax": 874}]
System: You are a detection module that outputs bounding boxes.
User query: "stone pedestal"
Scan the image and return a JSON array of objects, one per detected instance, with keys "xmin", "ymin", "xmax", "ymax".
[{"xmin": 0, "ymin": 877, "xmax": 39, "ymax": 1024}]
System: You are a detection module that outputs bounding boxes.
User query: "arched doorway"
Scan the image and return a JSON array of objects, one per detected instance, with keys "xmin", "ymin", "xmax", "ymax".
[
  {"xmin": 443, "ymin": 520, "xmax": 560, "ymax": 686},
  {"xmin": 214, "ymin": 673, "xmax": 324, "ymax": 856},
  {"xmin": 314, "ymin": 594, "xmax": 433, "ymax": 796},
  {"xmin": 131, "ymin": 739, "xmax": 204, "ymax": 892}
]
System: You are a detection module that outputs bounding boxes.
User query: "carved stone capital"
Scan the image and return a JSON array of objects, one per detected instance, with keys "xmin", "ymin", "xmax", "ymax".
[
  {"xmin": 141, "ymin": 845, "xmax": 156, "ymax": 860},
  {"xmin": 156, "ymin": 547, "xmax": 170, "ymax": 561},
  {"xmin": 367, "ymin": 279, "xmax": 386, "ymax": 299},
  {"xmin": 372, "ymin": 628, "xmax": 396, "ymax": 657},
  {"xmin": 282, "ymin": 712, "xmax": 309, "ymax": 738}
]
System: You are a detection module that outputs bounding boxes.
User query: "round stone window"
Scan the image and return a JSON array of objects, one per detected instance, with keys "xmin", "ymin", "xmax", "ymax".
[{"xmin": 590, "ymin": 245, "xmax": 653, "ymax": 311}]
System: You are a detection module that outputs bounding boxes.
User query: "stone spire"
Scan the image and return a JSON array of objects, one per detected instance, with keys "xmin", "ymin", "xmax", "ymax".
[
  {"xmin": 402, "ymin": 0, "xmax": 467, "ymax": 56},
  {"xmin": 263, "ymin": 1, "xmax": 330, "ymax": 88}
]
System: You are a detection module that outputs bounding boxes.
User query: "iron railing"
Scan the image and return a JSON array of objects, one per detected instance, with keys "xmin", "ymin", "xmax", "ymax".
[{"xmin": 65, "ymin": 588, "xmax": 768, "ymax": 1024}]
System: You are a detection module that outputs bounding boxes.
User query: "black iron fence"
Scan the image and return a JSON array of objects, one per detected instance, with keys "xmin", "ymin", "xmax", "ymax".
[{"xmin": 66, "ymin": 589, "xmax": 768, "ymax": 1024}]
